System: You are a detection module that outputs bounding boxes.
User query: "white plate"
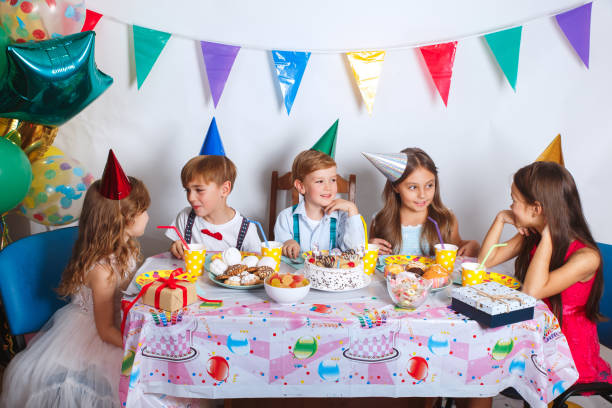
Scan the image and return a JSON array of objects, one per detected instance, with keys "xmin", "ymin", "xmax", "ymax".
[{"xmin": 310, "ymin": 274, "xmax": 372, "ymax": 292}]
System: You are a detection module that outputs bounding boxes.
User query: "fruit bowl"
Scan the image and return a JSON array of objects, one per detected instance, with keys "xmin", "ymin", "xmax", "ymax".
[
  {"xmin": 264, "ymin": 273, "xmax": 311, "ymax": 304},
  {"xmin": 386, "ymin": 271, "xmax": 432, "ymax": 309}
]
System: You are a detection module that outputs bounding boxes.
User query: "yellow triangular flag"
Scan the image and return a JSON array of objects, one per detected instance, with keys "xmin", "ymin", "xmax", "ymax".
[
  {"xmin": 346, "ymin": 51, "xmax": 386, "ymax": 114},
  {"xmin": 536, "ymin": 134, "xmax": 564, "ymax": 166}
]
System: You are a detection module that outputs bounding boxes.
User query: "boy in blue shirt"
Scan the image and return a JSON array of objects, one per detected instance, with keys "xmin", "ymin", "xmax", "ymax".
[{"xmin": 274, "ymin": 121, "xmax": 364, "ymax": 258}]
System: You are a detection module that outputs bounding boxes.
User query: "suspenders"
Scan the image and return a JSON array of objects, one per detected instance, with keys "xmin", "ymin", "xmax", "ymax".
[
  {"xmin": 184, "ymin": 209, "xmax": 250, "ymax": 250},
  {"xmin": 291, "ymin": 204, "xmax": 337, "ymax": 250}
]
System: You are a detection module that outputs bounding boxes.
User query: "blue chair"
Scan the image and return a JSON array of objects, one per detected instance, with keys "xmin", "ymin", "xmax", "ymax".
[{"xmin": 0, "ymin": 227, "xmax": 79, "ymax": 352}]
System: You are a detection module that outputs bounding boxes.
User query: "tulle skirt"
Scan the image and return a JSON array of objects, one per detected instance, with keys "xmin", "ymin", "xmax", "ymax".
[{"xmin": 0, "ymin": 303, "xmax": 122, "ymax": 408}]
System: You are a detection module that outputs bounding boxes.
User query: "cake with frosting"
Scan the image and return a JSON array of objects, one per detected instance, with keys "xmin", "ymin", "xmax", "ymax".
[
  {"xmin": 302, "ymin": 249, "xmax": 368, "ymax": 291},
  {"xmin": 344, "ymin": 309, "xmax": 399, "ymax": 362}
]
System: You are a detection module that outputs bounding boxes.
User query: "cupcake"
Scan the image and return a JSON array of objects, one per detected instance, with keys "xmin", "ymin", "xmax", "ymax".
[
  {"xmin": 422, "ymin": 264, "xmax": 450, "ymax": 288},
  {"xmin": 384, "ymin": 263, "xmax": 404, "ymax": 277}
]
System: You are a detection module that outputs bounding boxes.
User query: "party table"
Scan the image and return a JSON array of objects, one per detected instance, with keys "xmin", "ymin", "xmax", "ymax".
[{"xmin": 119, "ymin": 252, "xmax": 578, "ymax": 407}]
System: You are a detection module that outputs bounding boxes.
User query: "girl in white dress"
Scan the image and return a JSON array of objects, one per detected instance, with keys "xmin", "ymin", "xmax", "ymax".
[{"xmin": 1, "ymin": 156, "xmax": 150, "ymax": 408}]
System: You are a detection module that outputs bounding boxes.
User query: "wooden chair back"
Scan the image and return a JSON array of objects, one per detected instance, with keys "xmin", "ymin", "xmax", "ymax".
[{"xmin": 268, "ymin": 171, "xmax": 356, "ymax": 239}]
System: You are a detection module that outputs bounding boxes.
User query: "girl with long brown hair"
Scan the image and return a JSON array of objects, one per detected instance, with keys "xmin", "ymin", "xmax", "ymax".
[
  {"xmin": 1, "ymin": 151, "xmax": 151, "ymax": 407},
  {"xmin": 366, "ymin": 148, "xmax": 479, "ymax": 257},
  {"xmin": 479, "ymin": 161, "xmax": 610, "ymax": 384}
]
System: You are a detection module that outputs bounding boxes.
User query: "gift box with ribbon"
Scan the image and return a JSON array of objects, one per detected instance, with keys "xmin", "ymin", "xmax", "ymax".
[
  {"xmin": 139, "ymin": 269, "xmax": 197, "ymax": 312},
  {"xmin": 450, "ymin": 281, "xmax": 537, "ymax": 327}
]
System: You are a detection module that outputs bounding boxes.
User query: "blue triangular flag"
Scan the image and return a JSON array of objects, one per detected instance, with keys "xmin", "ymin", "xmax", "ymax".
[
  {"xmin": 271, "ymin": 50, "xmax": 310, "ymax": 115},
  {"xmin": 200, "ymin": 118, "xmax": 226, "ymax": 156}
]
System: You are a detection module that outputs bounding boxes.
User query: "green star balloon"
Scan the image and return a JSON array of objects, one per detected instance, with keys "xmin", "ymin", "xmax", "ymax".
[{"xmin": 0, "ymin": 31, "xmax": 113, "ymax": 126}]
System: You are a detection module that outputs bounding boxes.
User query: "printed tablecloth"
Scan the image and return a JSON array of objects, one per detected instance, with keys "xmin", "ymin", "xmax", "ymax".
[{"xmin": 119, "ymin": 253, "xmax": 578, "ymax": 407}]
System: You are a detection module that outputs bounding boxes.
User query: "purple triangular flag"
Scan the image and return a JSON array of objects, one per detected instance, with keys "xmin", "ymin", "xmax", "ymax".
[
  {"xmin": 555, "ymin": 2, "xmax": 592, "ymax": 68},
  {"xmin": 200, "ymin": 41, "xmax": 241, "ymax": 107}
]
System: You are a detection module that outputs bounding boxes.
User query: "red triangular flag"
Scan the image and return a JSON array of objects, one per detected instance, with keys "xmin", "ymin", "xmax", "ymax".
[
  {"xmin": 81, "ymin": 10, "xmax": 103, "ymax": 32},
  {"xmin": 419, "ymin": 42, "xmax": 458, "ymax": 106},
  {"xmin": 99, "ymin": 150, "xmax": 131, "ymax": 200}
]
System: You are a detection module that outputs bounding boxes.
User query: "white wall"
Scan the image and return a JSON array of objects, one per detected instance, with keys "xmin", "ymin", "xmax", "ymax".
[{"xmin": 9, "ymin": 0, "xmax": 612, "ymax": 256}]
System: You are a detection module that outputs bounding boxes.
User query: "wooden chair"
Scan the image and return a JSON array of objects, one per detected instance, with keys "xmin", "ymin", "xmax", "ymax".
[{"xmin": 268, "ymin": 171, "xmax": 356, "ymax": 240}]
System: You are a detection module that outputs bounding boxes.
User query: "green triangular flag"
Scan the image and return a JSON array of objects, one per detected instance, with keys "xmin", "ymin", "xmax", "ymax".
[
  {"xmin": 311, "ymin": 119, "xmax": 338, "ymax": 158},
  {"xmin": 133, "ymin": 25, "xmax": 171, "ymax": 89},
  {"xmin": 484, "ymin": 26, "xmax": 522, "ymax": 91}
]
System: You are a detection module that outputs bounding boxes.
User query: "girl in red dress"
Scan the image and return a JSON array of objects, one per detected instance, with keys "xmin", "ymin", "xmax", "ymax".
[{"xmin": 480, "ymin": 161, "xmax": 610, "ymax": 384}]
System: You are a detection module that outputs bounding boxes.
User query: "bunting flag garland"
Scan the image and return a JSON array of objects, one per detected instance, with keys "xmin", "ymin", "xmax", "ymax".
[
  {"xmin": 346, "ymin": 51, "xmax": 386, "ymax": 114},
  {"xmin": 484, "ymin": 27, "xmax": 522, "ymax": 91},
  {"xmin": 81, "ymin": 10, "xmax": 103, "ymax": 32},
  {"xmin": 115, "ymin": 4, "xmax": 599, "ymax": 111},
  {"xmin": 271, "ymin": 51, "xmax": 311, "ymax": 115},
  {"xmin": 200, "ymin": 117, "xmax": 226, "ymax": 156},
  {"xmin": 200, "ymin": 41, "xmax": 241, "ymax": 107},
  {"xmin": 132, "ymin": 25, "xmax": 172, "ymax": 89},
  {"xmin": 555, "ymin": 2, "xmax": 592, "ymax": 68},
  {"xmin": 536, "ymin": 134, "xmax": 564, "ymax": 166},
  {"xmin": 418, "ymin": 42, "xmax": 457, "ymax": 106}
]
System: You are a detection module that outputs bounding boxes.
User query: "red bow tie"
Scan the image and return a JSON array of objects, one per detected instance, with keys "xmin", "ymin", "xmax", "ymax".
[{"xmin": 202, "ymin": 229, "xmax": 223, "ymax": 240}]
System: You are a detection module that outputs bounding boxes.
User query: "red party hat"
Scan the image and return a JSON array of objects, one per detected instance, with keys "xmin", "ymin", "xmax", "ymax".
[{"xmin": 99, "ymin": 149, "xmax": 131, "ymax": 200}]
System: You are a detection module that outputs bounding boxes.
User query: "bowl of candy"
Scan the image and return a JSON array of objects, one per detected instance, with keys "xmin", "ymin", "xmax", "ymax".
[
  {"xmin": 386, "ymin": 271, "xmax": 432, "ymax": 309},
  {"xmin": 264, "ymin": 273, "xmax": 311, "ymax": 304}
]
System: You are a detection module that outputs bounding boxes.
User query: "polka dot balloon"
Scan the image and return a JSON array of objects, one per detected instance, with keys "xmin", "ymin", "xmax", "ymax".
[
  {"xmin": 0, "ymin": 0, "xmax": 85, "ymax": 43},
  {"xmin": 19, "ymin": 155, "xmax": 93, "ymax": 226}
]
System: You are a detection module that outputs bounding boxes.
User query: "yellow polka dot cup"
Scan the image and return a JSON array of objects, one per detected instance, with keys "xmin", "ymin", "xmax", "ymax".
[
  {"xmin": 184, "ymin": 244, "xmax": 206, "ymax": 276},
  {"xmin": 363, "ymin": 244, "xmax": 380, "ymax": 275},
  {"xmin": 434, "ymin": 243, "xmax": 458, "ymax": 273},
  {"xmin": 461, "ymin": 262, "xmax": 485, "ymax": 286},
  {"xmin": 261, "ymin": 241, "xmax": 283, "ymax": 272}
]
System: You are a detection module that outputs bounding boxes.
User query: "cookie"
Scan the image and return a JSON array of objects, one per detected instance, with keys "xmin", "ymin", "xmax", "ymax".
[
  {"xmin": 226, "ymin": 264, "xmax": 247, "ymax": 276},
  {"xmin": 246, "ymin": 266, "xmax": 259, "ymax": 273},
  {"xmin": 216, "ymin": 274, "xmax": 230, "ymax": 281},
  {"xmin": 255, "ymin": 266, "xmax": 274, "ymax": 279}
]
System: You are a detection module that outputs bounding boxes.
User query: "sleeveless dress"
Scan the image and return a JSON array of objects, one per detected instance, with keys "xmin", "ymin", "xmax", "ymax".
[
  {"xmin": 535, "ymin": 240, "xmax": 611, "ymax": 384},
  {"xmin": 0, "ymin": 260, "xmax": 129, "ymax": 408},
  {"xmin": 399, "ymin": 224, "xmax": 431, "ymax": 256}
]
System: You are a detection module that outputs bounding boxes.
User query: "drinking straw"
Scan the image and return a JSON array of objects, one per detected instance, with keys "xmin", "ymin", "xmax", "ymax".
[
  {"xmin": 427, "ymin": 217, "xmax": 445, "ymax": 249},
  {"xmin": 478, "ymin": 243, "xmax": 508, "ymax": 271},
  {"xmin": 360, "ymin": 216, "xmax": 369, "ymax": 251},
  {"xmin": 157, "ymin": 225, "xmax": 190, "ymax": 250},
  {"xmin": 247, "ymin": 219, "xmax": 269, "ymax": 248}
]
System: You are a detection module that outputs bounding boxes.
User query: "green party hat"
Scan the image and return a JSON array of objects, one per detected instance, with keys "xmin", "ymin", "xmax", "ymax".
[{"xmin": 311, "ymin": 119, "xmax": 338, "ymax": 158}]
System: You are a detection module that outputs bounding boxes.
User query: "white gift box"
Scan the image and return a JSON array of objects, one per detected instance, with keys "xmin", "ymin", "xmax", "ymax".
[{"xmin": 450, "ymin": 282, "xmax": 537, "ymax": 327}]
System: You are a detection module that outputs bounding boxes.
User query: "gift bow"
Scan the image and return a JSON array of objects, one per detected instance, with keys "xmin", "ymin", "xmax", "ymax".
[
  {"xmin": 472, "ymin": 287, "xmax": 524, "ymax": 312},
  {"xmin": 201, "ymin": 229, "xmax": 223, "ymax": 240},
  {"xmin": 120, "ymin": 268, "xmax": 188, "ymax": 336}
]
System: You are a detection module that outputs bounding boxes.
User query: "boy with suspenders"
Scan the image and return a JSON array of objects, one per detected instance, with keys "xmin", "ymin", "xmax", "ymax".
[
  {"xmin": 273, "ymin": 122, "xmax": 365, "ymax": 259},
  {"xmin": 166, "ymin": 155, "xmax": 261, "ymax": 258}
]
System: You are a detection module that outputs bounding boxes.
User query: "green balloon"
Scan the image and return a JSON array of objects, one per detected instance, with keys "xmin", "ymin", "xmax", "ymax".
[{"xmin": 0, "ymin": 138, "xmax": 32, "ymax": 214}]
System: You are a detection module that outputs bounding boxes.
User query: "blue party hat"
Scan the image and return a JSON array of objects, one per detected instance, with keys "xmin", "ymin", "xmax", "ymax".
[
  {"xmin": 199, "ymin": 117, "xmax": 226, "ymax": 156},
  {"xmin": 362, "ymin": 152, "xmax": 408, "ymax": 182}
]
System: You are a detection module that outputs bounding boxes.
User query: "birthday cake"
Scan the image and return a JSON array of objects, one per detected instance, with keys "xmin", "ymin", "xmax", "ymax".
[
  {"xmin": 302, "ymin": 249, "xmax": 367, "ymax": 291},
  {"xmin": 344, "ymin": 309, "xmax": 399, "ymax": 362},
  {"xmin": 143, "ymin": 318, "xmax": 197, "ymax": 361}
]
